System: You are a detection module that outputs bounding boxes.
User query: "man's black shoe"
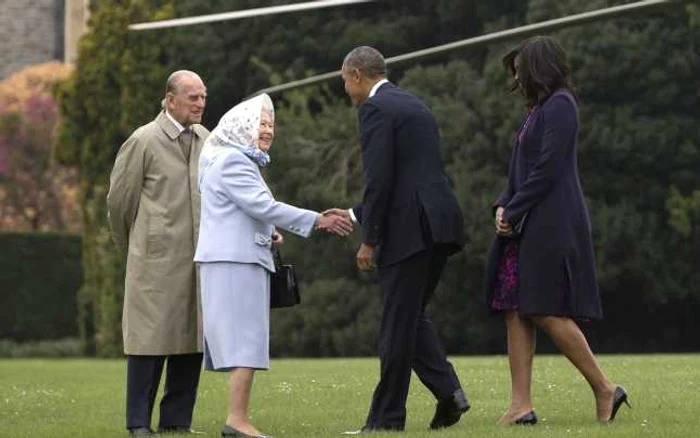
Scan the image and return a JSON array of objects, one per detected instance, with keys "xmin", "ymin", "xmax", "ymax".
[
  {"xmin": 158, "ymin": 426, "xmax": 205, "ymax": 434},
  {"xmin": 128, "ymin": 427, "xmax": 155, "ymax": 435},
  {"xmin": 429, "ymin": 388, "xmax": 470, "ymax": 429}
]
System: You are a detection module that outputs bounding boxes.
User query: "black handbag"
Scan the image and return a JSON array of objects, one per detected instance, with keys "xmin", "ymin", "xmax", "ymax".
[
  {"xmin": 512, "ymin": 211, "xmax": 529, "ymax": 236},
  {"xmin": 270, "ymin": 248, "xmax": 300, "ymax": 308}
]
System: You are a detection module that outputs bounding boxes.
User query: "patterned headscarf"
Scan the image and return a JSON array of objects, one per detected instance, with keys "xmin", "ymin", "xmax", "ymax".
[{"xmin": 205, "ymin": 93, "xmax": 275, "ymax": 167}]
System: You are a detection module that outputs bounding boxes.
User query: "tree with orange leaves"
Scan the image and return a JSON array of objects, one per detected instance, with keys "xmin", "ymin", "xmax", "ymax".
[{"xmin": 0, "ymin": 62, "xmax": 80, "ymax": 232}]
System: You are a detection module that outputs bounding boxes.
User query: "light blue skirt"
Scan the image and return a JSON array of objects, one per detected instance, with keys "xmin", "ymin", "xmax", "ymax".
[{"xmin": 198, "ymin": 262, "xmax": 270, "ymax": 371}]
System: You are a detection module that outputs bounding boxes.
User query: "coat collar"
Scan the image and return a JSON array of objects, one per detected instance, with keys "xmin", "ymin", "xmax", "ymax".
[{"xmin": 155, "ymin": 111, "xmax": 205, "ymax": 141}]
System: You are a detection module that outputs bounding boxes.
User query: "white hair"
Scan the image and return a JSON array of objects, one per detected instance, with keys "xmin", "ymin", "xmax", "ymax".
[{"xmin": 260, "ymin": 94, "xmax": 275, "ymax": 119}]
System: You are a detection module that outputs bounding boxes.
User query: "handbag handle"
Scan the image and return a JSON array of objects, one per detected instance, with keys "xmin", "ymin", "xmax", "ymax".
[{"xmin": 272, "ymin": 246, "xmax": 283, "ymax": 267}]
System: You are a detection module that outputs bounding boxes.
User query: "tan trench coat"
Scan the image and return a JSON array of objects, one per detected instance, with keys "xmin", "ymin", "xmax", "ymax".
[{"xmin": 107, "ymin": 111, "xmax": 209, "ymax": 355}]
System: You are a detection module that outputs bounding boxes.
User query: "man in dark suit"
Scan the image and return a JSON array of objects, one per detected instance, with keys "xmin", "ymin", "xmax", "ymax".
[{"xmin": 328, "ymin": 46, "xmax": 470, "ymax": 433}]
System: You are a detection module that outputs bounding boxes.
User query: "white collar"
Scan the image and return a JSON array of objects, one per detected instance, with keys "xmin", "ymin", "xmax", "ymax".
[
  {"xmin": 369, "ymin": 79, "xmax": 389, "ymax": 98},
  {"xmin": 165, "ymin": 111, "xmax": 187, "ymax": 133}
]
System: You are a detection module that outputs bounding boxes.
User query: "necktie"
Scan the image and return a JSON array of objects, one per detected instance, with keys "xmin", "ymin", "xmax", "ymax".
[{"xmin": 178, "ymin": 128, "xmax": 193, "ymax": 162}]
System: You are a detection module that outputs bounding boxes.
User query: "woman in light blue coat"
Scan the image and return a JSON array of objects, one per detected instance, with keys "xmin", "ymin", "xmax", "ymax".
[{"xmin": 195, "ymin": 93, "xmax": 351, "ymax": 437}]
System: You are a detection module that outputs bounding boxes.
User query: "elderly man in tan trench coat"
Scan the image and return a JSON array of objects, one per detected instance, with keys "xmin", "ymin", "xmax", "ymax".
[{"xmin": 107, "ymin": 70, "xmax": 209, "ymax": 436}]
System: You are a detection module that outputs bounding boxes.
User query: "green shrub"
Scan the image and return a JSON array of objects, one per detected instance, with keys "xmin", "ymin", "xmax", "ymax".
[
  {"xmin": 271, "ymin": 278, "xmax": 380, "ymax": 357},
  {"xmin": 55, "ymin": 0, "xmax": 173, "ymax": 357},
  {"xmin": 0, "ymin": 338, "xmax": 83, "ymax": 357},
  {"xmin": 0, "ymin": 232, "xmax": 82, "ymax": 341}
]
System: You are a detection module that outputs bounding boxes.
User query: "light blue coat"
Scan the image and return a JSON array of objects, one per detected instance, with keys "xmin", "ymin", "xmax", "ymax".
[{"xmin": 194, "ymin": 147, "xmax": 318, "ymax": 271}]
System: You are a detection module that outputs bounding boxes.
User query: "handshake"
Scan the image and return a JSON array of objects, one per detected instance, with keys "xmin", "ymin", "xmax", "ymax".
[
  {"xmin": 313, "ymin": 208, "xmax": 376, "ymax": 271},
  {"xmin": 314, "ymin": 208, "xmax": 354, "ymax": 236}
]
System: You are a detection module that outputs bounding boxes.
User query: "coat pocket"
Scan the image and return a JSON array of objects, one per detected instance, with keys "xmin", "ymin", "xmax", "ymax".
[
  {"xmin": 146, "ymin": 214, "xmax": 168, "ymax": 258},
  {"xmin": 254, "ymin": 232, "xmax": 272, "ymax": 247}
]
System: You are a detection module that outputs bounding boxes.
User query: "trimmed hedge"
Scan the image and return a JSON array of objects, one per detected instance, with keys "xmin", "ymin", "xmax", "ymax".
[{"xmin": 0, "ymin": 232, "xmax": 82, "ymax": 341}]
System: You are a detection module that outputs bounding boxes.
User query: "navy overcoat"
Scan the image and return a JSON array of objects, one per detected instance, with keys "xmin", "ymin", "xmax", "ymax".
[{"xmin": 486, "ymin": 90, "xmax": 603, "ymax": 319}]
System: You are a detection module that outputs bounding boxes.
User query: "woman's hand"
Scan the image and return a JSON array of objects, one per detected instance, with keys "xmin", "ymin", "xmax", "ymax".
[
  {"xmin": 272, "ymin": 230, "xmax": 284, "ymax": 246},
  {"xmin": 495, "ymin": 206, "xmax": 514, "ymax": 236}
]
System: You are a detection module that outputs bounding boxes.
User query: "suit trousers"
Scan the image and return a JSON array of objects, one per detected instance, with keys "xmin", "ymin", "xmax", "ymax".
[
  {"xmin": 126, "ymin": 353, "xmax": 203, "ymax": 430},
  {"xmin": 365, "ymin": 244, "xmax": 461, "ymax": 430}
]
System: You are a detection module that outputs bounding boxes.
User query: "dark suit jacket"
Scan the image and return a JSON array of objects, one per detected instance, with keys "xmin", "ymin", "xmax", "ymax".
[{"xmin": 352, "ymin": 83, "xmax": 464, "ymax": 267}]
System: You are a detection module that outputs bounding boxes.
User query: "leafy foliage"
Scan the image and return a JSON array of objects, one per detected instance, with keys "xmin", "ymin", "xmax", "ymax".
[
  {"xmin": 0, "ymin": 63, "xmax": 79, "ymax": 232},
  {"xmin": 166, "ymin": 0, "xmax": 527, "ymax": 127},
  {"xmin": 0, "ymin": 233, "xmax": 81, "ymax": 342},
  {"xmin": 57, "ymin": 0, "xmax": 699, "ymax": 355},
  {"xmin": 268, "ymin": 0, "xmax": 700, "ymax": 354},
  {"xmin": 55, "ymin": 0, "xmax": 174, "ymax": 356},
  {"xmin": 0, "ymin": 338, "xmax": 82, "ymax": 358}
]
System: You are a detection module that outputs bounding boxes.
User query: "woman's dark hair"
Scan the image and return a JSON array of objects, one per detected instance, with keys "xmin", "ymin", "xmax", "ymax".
[{"xmin": 503, "ymin": 36, "xmax": 575, "ymax": 106}]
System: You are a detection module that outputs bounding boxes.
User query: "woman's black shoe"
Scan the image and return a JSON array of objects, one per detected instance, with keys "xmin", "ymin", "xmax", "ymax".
[
  {"xmin": 514, "ymin": 410, "xmax": 538, "ymax": 425},
  {"xmin": 221, "ymin": 424, "xmax": 271, "ymax": 437},
  {"xmin": 608, "ymin": 386, "xmax": 631, "ymax": 422}
]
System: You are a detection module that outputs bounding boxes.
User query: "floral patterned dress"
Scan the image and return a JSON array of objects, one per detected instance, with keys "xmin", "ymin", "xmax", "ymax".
[
  {"xmin": 490, "ymin": 241, "xmax": 520, "ymax": 310},
  {"xmin": 489, "ymin": 107, "xmax": 537, "ymax": 312}
]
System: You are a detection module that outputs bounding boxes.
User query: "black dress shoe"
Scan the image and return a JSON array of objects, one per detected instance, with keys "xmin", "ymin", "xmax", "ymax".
[
  {"xmin": 608, "ymin": 386, "xmax": 631, "ymax": 422},
  {"xmin": 158, "ymin": 426, "xmax": 205, "ymax": 434},
  {"xmin": 429, "ymin": 388, "xmax": 471, "ymax": 429},
  {"xmin": 220, "ymin": 424, "xmax": 270, "ymax": 437},
  {"xmin": 128, "ymin": 427, "xmax": 155, "ymax": 435},
  {"xmin": 513, "ymin": 410, "xmax": 538, "ymax": 425}
]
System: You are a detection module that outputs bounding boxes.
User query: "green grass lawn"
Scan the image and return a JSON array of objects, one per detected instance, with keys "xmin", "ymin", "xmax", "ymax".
[{"xmin": 0, "ymin": 354, "xmax": 698, "ymax": 437}]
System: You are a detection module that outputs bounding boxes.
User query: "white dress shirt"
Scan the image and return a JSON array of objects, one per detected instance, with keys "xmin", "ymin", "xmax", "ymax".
[
  {"xmin": 165, "ymin": 110, "xmax": 186, "ymax": 133},
  {"xmin": 369, "ymin": 78, "xmax": 389, "ymax": 98}
]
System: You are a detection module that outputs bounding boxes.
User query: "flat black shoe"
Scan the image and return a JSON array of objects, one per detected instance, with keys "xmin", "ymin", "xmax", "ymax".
[
  {"xmin": 221, "ymin": 424, "xmax": 270, "ymax": 437},
  {"xmin": 341, "ymin": 428, "xmax": 369, "ymax": 435},
  {"xmin": 608, "ymin": 386, "xmax": 631, "ymax": 422},
  {"xmin": 513, "ymin": 410, "xmax": 538, "ymax": 425},
  {"xmin": 342, "ymin": 425, "xmax": 401, "ymax": 434},
  {"xmin": 429, "ymin": 388, "xmax": 471, "ymax": 429},
  {"xmin": 128, "ymin": 427, "xmax": 155, "ymax": 435}
]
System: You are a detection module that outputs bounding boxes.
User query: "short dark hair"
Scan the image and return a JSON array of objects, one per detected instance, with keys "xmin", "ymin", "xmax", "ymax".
[
  {"xmin": 503, "ymin": 36, "xmax": 575, "ymax": 106},
  {"xmin": 343, "ymin": 46, "xmax": 387, "ymax": 78}
]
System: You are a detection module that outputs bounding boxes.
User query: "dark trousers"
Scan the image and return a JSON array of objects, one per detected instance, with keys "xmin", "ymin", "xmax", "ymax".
[
  {"xmin": 365, "ymin": 244, "xmax": 461, "ymax": 430},
  {"xmin": 126, "ymin": 353, "xmax": 203, "ymax": 430}
]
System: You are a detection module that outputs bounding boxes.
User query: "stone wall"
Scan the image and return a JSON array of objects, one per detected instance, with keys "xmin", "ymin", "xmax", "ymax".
[{"xmin": 0, "ymin": 0, "xmax": 63, "ymax": 80}]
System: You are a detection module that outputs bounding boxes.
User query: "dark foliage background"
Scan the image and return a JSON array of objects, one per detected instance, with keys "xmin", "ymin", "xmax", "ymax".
[{"xmin": 49, "ymin": 0, "xmax": 700, "ymax": 356}]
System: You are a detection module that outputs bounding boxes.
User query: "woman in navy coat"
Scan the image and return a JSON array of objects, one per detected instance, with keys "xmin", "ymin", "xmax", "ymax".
[{"xmin": 485, "ymin": 36, "xmax": 630, "ymax": 425}]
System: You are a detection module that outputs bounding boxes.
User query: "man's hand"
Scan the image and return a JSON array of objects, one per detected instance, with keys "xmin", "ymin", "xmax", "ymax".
[
  {"xmin": 495, "ymin": 206, "xmax": 514, "ymax": 236},
  {"xmin": 356, "ymin": 243, "xmax": 376, "ymax": 271},
  {"xmin": 272, "ymin": 229, "xmax": 284, "ymax": 246},
  {"xmin": 315, "ymin": 213, "xmax": 353, "ymax": 236},
  {"xmin": 322, "ymin": 208, "xmax": 351, "ymax": 220}
]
